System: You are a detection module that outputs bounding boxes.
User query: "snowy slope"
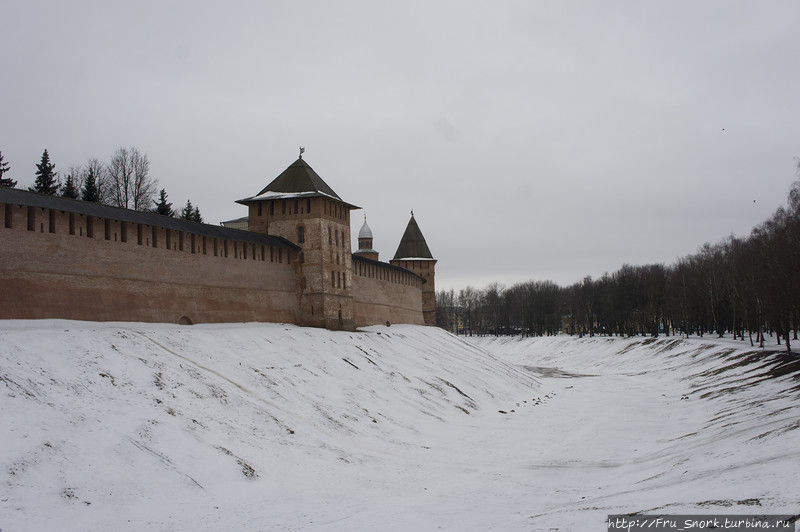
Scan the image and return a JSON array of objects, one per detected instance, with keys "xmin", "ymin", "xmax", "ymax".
[
  {"xmin": 1, "ymin": 321, "xmax": 538, "ymax": 531},
  {"xmin": 1, "ymin": 322, "xmax": 798, "ymax": 531},
  {"xmin": 472, "ymin": 334, "xmax": 800, "ymax": 530}
]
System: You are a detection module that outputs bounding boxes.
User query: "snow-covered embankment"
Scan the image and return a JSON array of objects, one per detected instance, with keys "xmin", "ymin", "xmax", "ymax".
[
  {"xmin": 472, "ymin": 334, "xmax": 800, "ymax": 529},
  {"xmin": 0, "ymin": 321, "xmax": 537, "ymax": 531},
  {"xmin": 1, "ymin": 321, "xmax": 798, "ymax": 531}
]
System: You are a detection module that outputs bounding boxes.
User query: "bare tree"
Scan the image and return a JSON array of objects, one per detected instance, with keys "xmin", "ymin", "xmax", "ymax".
[
  {"xmin": 107, "ymin": 147, "xmax": 158, "ymax": 210},
  {"xmin": 458, "ymin": 286, "xmax": 481, "ymax": 336},
  {"xmin": 436, "ymin": 288, "xmax": 457, "ymax": 331},
  {"xmin": 482, "ymin": 282, "xmax": 505, "ymax": 335},
  {"xmin": 83, "ymin": 158, "xmax": 110, "ymax": 204},
  {"xmin": 61, "ymin": 164, "xmax": 84, "ymax": 198}
]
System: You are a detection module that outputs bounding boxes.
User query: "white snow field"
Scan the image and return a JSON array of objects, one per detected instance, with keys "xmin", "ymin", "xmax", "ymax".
[{"xmin": 0, "ymin": 321, "xmax": 798, "ymax": 531}]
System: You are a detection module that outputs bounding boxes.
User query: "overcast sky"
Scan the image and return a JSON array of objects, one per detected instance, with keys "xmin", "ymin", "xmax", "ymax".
[{"xmin": 2, "ymin": 1, "xmax": 798, "ymax": 292}]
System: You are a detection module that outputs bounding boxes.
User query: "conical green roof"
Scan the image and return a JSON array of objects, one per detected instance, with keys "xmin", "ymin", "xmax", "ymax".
[
  {"xmin": 237, "ymin": 157, "xmax": 361, "ymax": 208},
  {"xmin": 256, "ymin": 157, "xmax": 341, "ymax": 199},
  {"xmin": 393, "ymin": 214, "xmax": 434, "ymax": 260}
]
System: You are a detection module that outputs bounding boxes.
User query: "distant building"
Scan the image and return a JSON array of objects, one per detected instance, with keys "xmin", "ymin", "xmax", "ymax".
[
  {"xmin": 219, "ymin": 216, "xmax": 249, "ymax": 230},
  {"xmin": 0, "ymin": 155, "xmax": 436, "ymax": 330}
]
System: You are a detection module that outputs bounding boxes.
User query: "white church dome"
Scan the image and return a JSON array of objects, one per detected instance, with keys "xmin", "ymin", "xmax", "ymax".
[{"xmin": 358, "ymin": 217, "xmax": 373, "ymax": 239}]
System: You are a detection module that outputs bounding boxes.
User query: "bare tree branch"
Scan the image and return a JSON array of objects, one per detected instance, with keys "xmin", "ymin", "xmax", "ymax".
[{"xmin": 107, "ymin": 147, "xmax": 158, "ymax": 211}]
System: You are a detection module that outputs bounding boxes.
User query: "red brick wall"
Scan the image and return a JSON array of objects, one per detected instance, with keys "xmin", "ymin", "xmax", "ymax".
[
  {"xmin": 352, "ymin": 259, "xmax": 424, "ymax": 326},
  {"xmin": 0, "ymin": 204, "xmax": 299, "ymax": 324},
  {"xmin": 0, "ymin": 201, "xmax": 429, "ymax": 328},
  {"xmin": 390, "ymin": 258, "xmax": 437, "ymax": 326}
]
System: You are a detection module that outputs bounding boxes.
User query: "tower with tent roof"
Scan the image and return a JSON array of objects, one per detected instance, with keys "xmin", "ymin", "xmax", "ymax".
[
  {"xmin": 233, "ymin": 151, "xmax": 436, "ymax": 330},
  {"xmin": 236, "ymin": 154, "xmax": 359, "ymax": 330},
  {"xmin": 390, "ymin": 212, "xmax": 437, "ymax": 326}
]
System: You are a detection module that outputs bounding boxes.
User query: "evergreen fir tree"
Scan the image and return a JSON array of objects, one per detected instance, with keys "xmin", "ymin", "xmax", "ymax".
[
  {"xmin": 0, "ymin": 151, "xmax": 15, "ymax": 188},
  {"xmin": 180, "ymin": 199, "xmax": 194, "ymax": 220},
  {"xmin": 192, "ymin": 205, "xmax": 203, "ymax": 223},
  {"xmin": 61, "ymin": 173, "xmax": 79, "ymax": 199},
  {"xmin": 31, "ymin": 149, "xmax": 58, "ymax": 195},
  {"xmin": 81, "ymin": 166, "xmax": 99, "ymax": 202},
  {"xmin": 153, "ymin": 189, "xmax": 174, "ymax": 217}
]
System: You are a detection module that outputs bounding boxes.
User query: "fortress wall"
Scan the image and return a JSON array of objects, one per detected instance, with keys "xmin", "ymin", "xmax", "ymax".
[
  {"xmin": 391, "ymin": 259, "xmax": 437, "ymax": 326},
  {"xmin": 0, "ymin": 204, "xmax": 299, "ymax": 324},
  {"xmin": 352, "ymin": 258, "xmax": 424, "ymax": 327}
]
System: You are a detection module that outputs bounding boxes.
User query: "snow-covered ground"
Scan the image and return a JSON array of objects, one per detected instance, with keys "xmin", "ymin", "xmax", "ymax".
[{"xmin": 1, "ymin": 321, "xmax": 798, "ymax": 531}]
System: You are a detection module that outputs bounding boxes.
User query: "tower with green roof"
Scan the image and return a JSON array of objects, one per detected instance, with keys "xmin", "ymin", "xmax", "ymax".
[
  {"xmin": 390, "ymin": 212, "xmax": 437, "ymax": 325},
  {"xmin": 237, "ymin": 154, "xmax": 359, "ymax": 330}
]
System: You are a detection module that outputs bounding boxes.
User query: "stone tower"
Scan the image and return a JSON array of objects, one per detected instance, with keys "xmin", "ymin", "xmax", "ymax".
[
  {"xmin": 237, "ymin": 156, "xmax": 360, "ymax": 330},
  {"xmin": 353, "ymin": 215, "xmax": 379, "ymax": 261},
  {"xmin": 390, "ymin": 213, "xmax": 437, "ymax": 325}
]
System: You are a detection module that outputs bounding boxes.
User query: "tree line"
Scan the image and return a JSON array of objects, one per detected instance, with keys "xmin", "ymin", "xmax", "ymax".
[
  {"xmin": 0, "ymin": 148, "xmax": 202, "ymax": 222},
  {"xmin": 437, "ymin": 167, "xmax": 800, "ymax": 352}
]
